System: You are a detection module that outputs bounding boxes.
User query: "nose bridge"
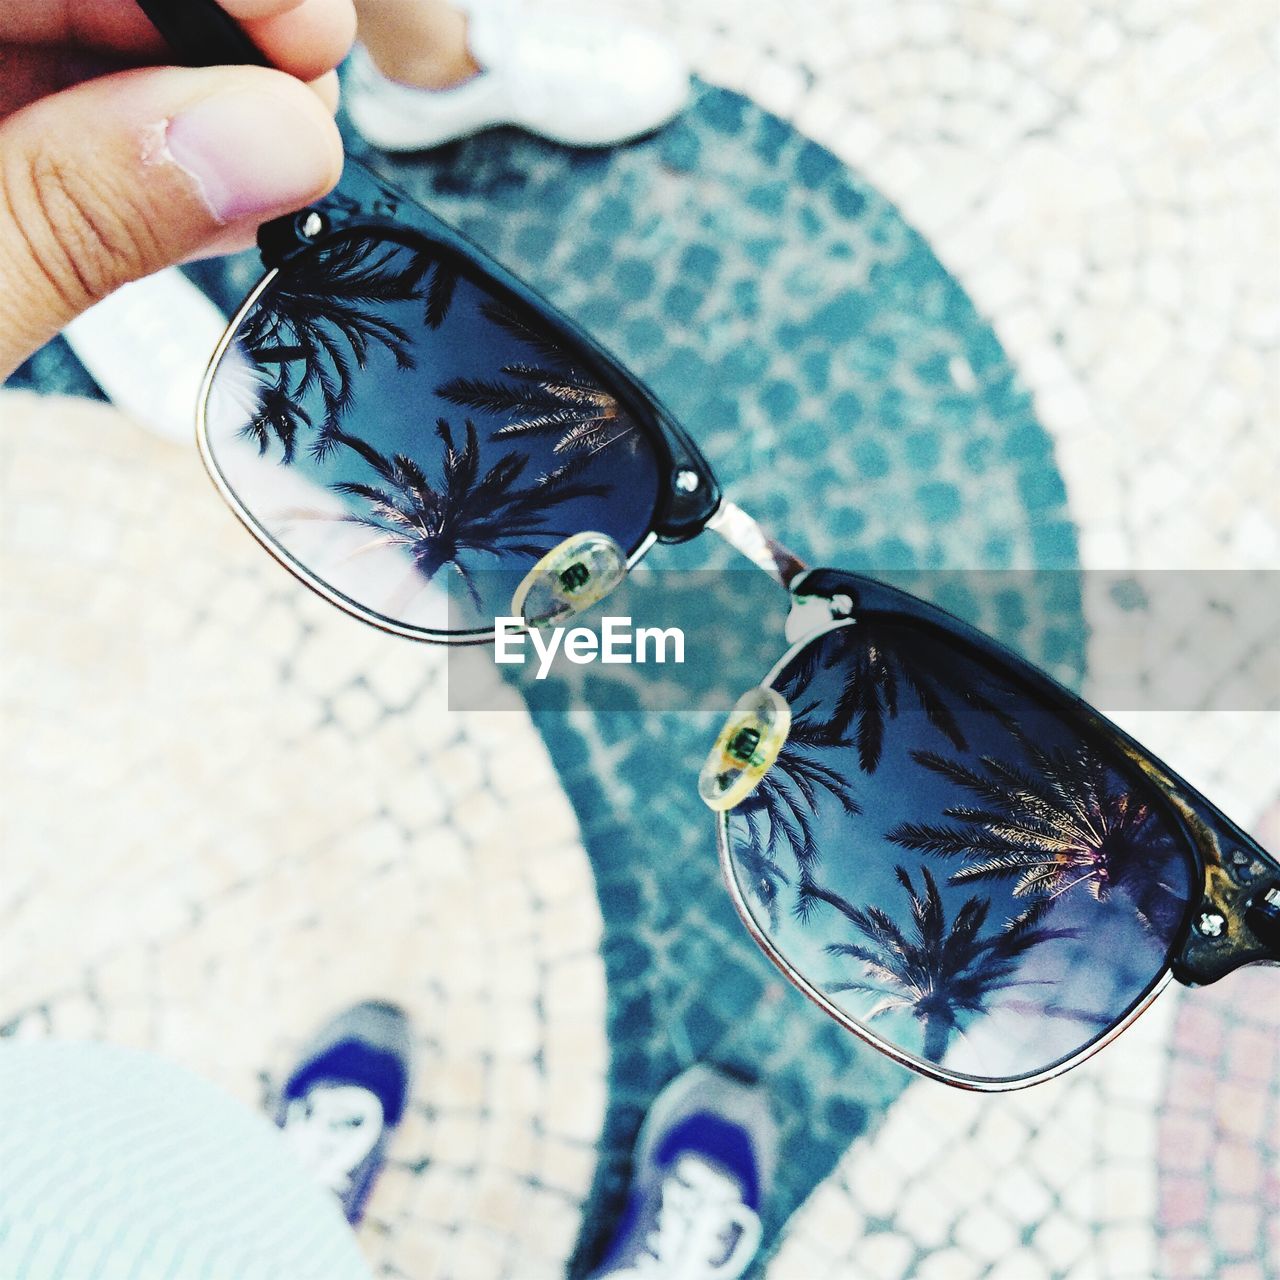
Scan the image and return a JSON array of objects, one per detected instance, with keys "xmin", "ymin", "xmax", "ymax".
[
  {"xmin": 704, "ymin": 501, "xmax": 807, "ymax": 589},
  {"xmin": 699, "ymin": 686, "xmax": 792, "ymax": 812},
  {"xmin": 511, "ymin": 531, "xmax": 629, "ymax": 628}
]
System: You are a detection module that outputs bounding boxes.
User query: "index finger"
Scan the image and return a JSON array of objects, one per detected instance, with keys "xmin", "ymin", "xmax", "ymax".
[{"xmin": 0, "ymin": 0, "xmax": 353, "ymax": 82}]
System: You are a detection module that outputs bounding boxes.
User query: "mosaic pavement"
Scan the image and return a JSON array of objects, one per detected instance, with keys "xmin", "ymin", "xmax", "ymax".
[{"xmin": 4, "ymin": 1, "xmax": 1278, "ymax": 1277}]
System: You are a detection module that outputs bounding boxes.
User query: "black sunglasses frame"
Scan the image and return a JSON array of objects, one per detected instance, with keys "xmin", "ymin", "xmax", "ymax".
[
  {"xmin": 197, "ymin": 162, "xmax": 723, "ymax": 643},
  {"xmin": 203, "ymin": 166, "xmax": 1280, "ymax": 1067},
  {"xmin": 791, "ymin": 568, "xmax": 1280, "ymax": 991},
  {"xmin": 258, "ymin": 170, "xmax": 723, "ymax": 548}
]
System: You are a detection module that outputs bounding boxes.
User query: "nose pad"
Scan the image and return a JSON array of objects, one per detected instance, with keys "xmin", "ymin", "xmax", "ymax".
[
  {"xmin": 511, "ymin": 531, "xmax": 628, "ymax": 629},
  {"xmin": 699, "ymin": 686, "xmax": 791, "ymax": 812}
]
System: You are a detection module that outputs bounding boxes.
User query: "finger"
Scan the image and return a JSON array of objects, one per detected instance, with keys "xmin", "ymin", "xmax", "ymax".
[
  {"xmin": 310, "ymin": 69, "xmax": 341, "ymax": 115},
  {"xmin": 0, "ymin": 0, "xmax": 174, "ymax": 51},
  {"xmin": 2, "ymin": 48, "xmax": 341, "ymax": 122},
  {"xmin": 242, "ymin": 0, "xmax": 356, "ymax": 84},
  {"xmin": 1, "ymin": 47, "xmax": 127, "ymax": 121},
  {"xmin": 0, "ymin": 0, "xmax": 354, "ymax": 83},
  {"xmin": 218, "ymin": 0, "xmax": 311, "ymax": 17},
  {"xmin": 0, "ymin": 64, "xmax": 343, "ymax": 378}
]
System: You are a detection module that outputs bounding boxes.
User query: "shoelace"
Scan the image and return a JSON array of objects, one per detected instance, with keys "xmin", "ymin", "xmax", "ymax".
[
  {"xmin": 280, "ymin": 1086, "xmax": 384, "ymax": 1198},
  {"xmin": 613, "ymin": 1154, "xmax": 763, "ymax": 1280}
]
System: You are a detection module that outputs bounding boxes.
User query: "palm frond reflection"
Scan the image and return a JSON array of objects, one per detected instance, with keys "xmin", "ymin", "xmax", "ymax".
[
  {"xmin": 279, "ymin": 419, "xmax": 608, "ymax": 611},
  {"xmin": 781, "ymin": 624, "xmax": 1001, "ymax": 774},
  {"xmin": 802, "ymin": 866, "xmax": 1078, "ymax": 1063},
  {"xmin": 239, "ymin": 238, "xmax": 425, "ymax": 461},
  {"xmin": 437, "ymin": 301, "xmax": 640, "ymax": 458},
  {"xmin": 889, "ymin": 738, "xmax": 1186, "ymax": 934},
  {"xmin": 735, "ymin": 709, "xmax": 861, "ymax": 899}
]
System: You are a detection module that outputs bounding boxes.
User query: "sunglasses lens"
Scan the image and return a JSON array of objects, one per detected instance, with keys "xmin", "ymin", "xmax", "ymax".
[
  {"xmin": 200, "ymin": 230, "xmax": 662, "ymax": 636},
  {"xmin": 721, "ymin": 619, "xmax": 1198, "ymax": 1085}
]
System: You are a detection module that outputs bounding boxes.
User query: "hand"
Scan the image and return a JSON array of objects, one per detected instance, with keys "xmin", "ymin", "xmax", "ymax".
[{"xmin": 0, "ymin": 0, "xmax": 356, "ymax": 378}]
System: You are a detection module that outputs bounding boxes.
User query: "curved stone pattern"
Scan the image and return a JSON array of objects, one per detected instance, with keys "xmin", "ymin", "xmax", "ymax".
[
  {"xmin": 769, "ymin": 965, "xmax": 1280, "ymax": 1280},
  {"xmin": 7, "ymin": 78, "xmax": 1085, "ymax": 1277},
  {"xmin": 1155, "ymin": 967, "xmax": 1280, "ymax": 1280},
  {"xmin": 3, "ymin": 80, "xmax": 1085, "ymax": 1280},
  {"xmin": 0, "ymin": 394, "xmax": 610, "ymax": 1279},
  {"xmin": 5, "ymin": 0, "xmax": 1276, "ymax": 1274},
  {"xmin": 363, "ymin": 84, "xmax": 1081, "ymax": 580},
  {"xmin": 771, "ymin": 996, "xmax": 1184, "ymax": 1280},
  {"xmin": 355, "ymin": 84, "xmax": 1084, "ymax": 1270}
]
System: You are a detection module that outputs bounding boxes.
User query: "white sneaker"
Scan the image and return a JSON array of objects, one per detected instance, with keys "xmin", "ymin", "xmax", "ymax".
[
  {"xmin": 606, "ymin": 1154, "xmax": 764, "ymax": 1280},
  {"xmin": 345, "ymin": 0, "xmax": 691, "ymax": 151},
  {"xmin": 61, "ymin": 269, "xmax": 228, "ymax": 444},
  {"xmin": 587, "ymin": 1066, "xmax": 776, "ymax": 1280}
]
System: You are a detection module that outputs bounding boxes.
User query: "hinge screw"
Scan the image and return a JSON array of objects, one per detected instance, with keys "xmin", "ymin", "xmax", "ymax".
[
  {"xmin": 674, "ymin": 470, "xmax": 700, "ymax": 494},
  {"xmin": 298, "ymin": 211, "xmax": 326, "ymax": 240},
  {"xmin": 1196, "ymin": 911, "xmax": 1226, "ymax": 939}
]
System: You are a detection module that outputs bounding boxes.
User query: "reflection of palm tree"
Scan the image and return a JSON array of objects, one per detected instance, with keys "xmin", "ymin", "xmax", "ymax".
[
  {"xmin": 247, "ymin": 385, "xmax": 313, "ymax": 462},
  {"xmin": 736, "ymin": 714, "xmax": 860, "ymax": 882},
  {"xmin": 888, "ymin": 742, "xmax": 1184, "ymax": 933},
  {"xmin": 729, "ymin": 837, "xmax": 791, "ymax": 931},
  {"xmin": 404, "ymin": 249, "xmax": 459, "ymax": 330},
  {"xmin": 241, "ymin": 237, "xmax": 422, "ymax": 461},
  {"xmin": 802, "ymin": 866, "xmax": 1076, "ymax": 1063},
  {"xmin": 436, "ymin": 301, "xmax": 637, "ymax": 457},
  {"xmin": 481, "ymin": 299, "xmax": 588, "ymax": 367},
  {"xmin": 287, "ymin": 420, "xmax": 608, "ymax": 609},
  {"xmin": 786, "ymin": 624, "xmax": 996, "ymax": 774}
]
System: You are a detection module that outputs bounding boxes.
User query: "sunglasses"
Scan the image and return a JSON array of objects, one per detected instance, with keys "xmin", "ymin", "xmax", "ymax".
[{"xmin": 148, "ymin": 0, "xmax": 1279, "ymax": 1090}]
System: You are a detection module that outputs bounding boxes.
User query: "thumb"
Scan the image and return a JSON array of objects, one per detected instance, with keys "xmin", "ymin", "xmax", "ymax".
[{"xmin": 0, "ymin": 65, "xmax": 342, "ymax": 378}]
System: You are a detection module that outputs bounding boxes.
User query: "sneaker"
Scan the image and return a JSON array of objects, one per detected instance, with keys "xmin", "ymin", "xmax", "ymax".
[
  {"xmin": 61, "ymin": 268, "xmax": 229, "ymax": 444},
  {"xmin": 345, "ymin": 0, "xmax": 690, "ymax": 152},
  {"xmin": 273, "ymin": 1000, "xmax": 413, "ymax": 1225},
  {"xmin": 589, "ymin": 1065, "xmax": 777, "ymax": 1280}
]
